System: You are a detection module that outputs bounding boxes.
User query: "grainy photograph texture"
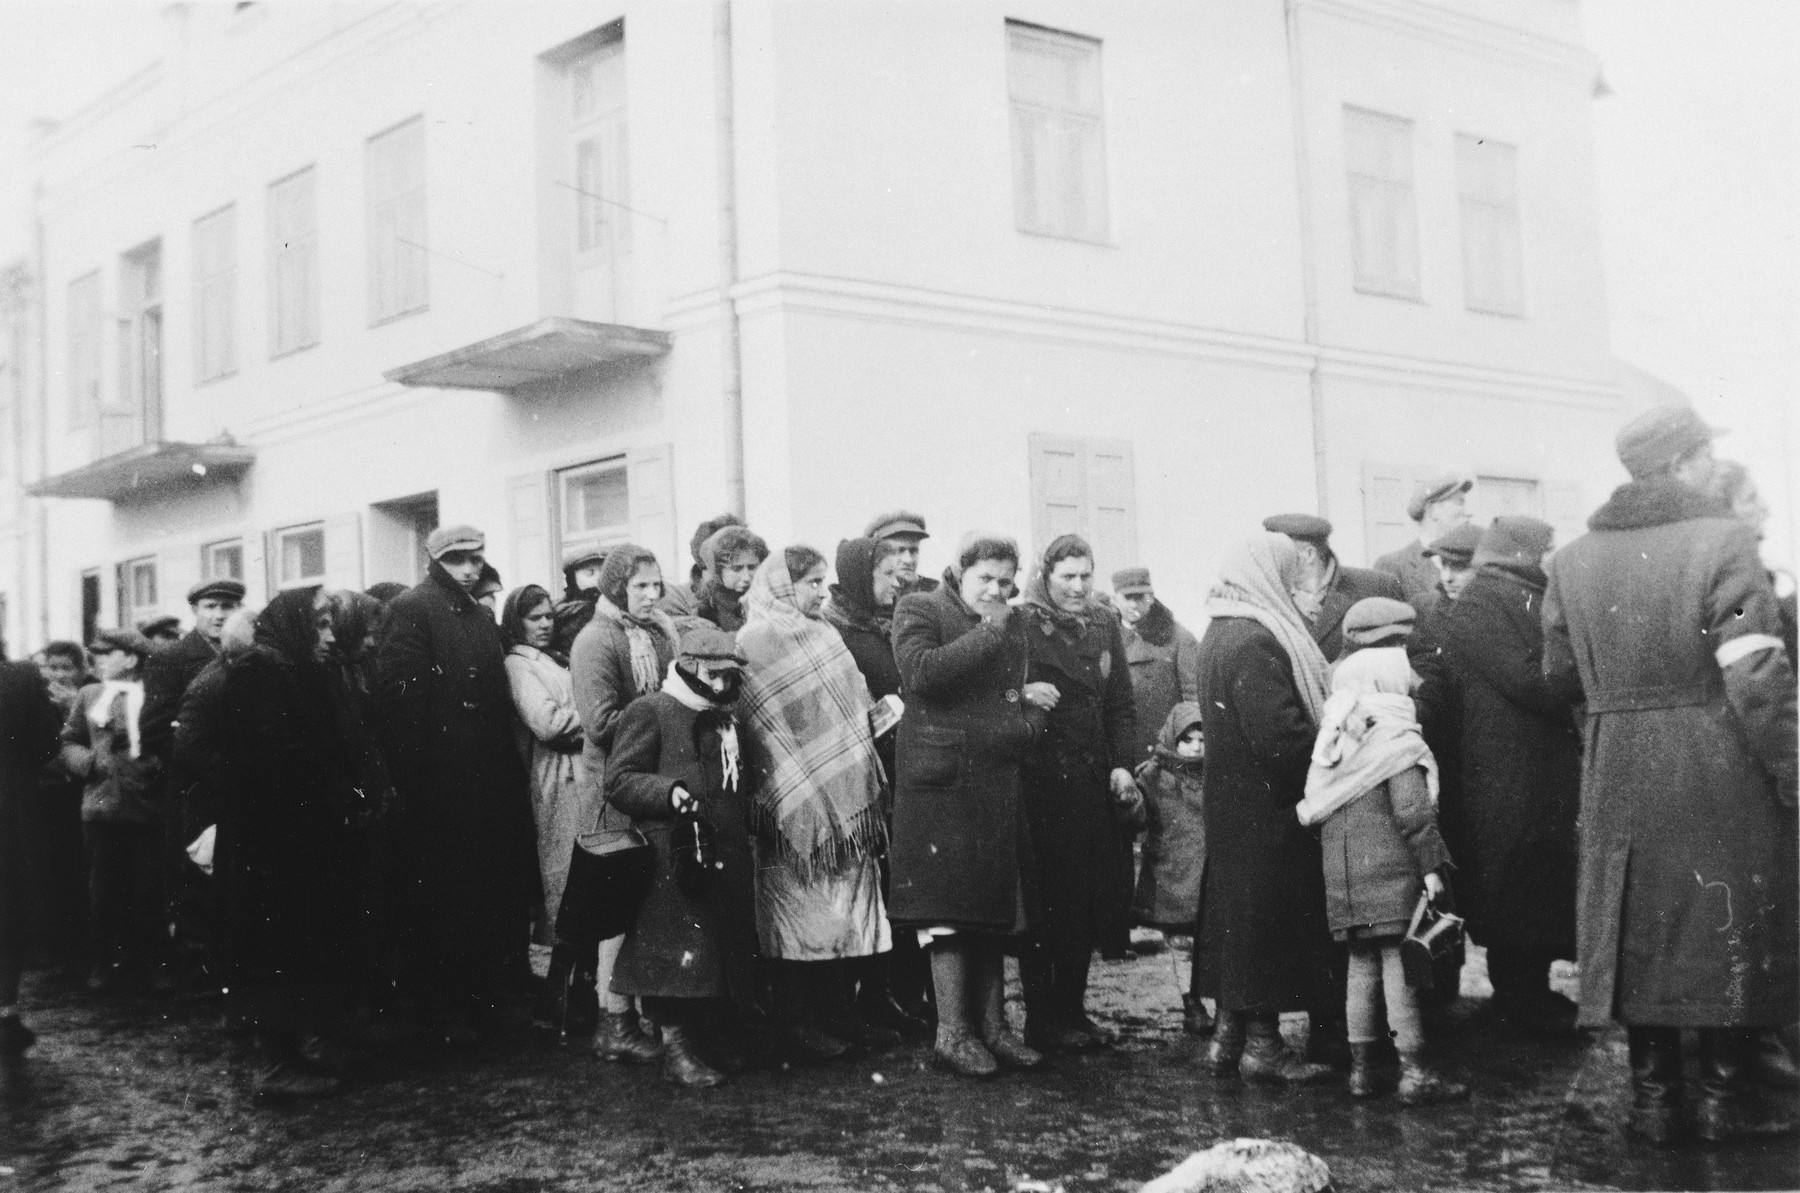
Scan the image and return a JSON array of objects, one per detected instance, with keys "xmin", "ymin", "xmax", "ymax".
[{"xmin": 0, "ymin": 1, "xmax": 1794, "ymax": 1191}]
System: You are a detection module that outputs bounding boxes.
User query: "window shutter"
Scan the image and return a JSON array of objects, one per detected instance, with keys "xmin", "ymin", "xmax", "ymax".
[
  {"xmin": 1085, "ymin": 438, "xmax": 1138, "ymax": 576},
  {"xmin": 1029, "ymin": 432, "xmax": 1086, "ymax": 556},
  {"xmin": 628, "ymin": 443, "xmax": 676, "ymax": 573},
  {"xmin": 323, "ymin": 513, "xmax": 363, "ymax": 589},
  {"xmin": 158, "ymin": 547, "xmax": 202, "ymax": 622},
  {"xmin": 1361, "ymin": 461, "xmax": 1415, "ymax": 562},
  {"xmin": 508, "ymin": 470, "xmax": 551, "ymax": 589},
  {"xmin": 259, "ymin": 530, "xmax": 278, "ymax": 602}
]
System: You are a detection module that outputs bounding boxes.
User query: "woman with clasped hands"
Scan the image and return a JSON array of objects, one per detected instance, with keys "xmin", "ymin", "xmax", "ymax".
[{"xmin": 886, "ymin": 532, "xmax": 1051, "ymax": 1078}]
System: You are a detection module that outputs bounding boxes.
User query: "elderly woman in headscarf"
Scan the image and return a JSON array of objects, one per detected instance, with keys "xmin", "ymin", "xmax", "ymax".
[
  {"xmin": 1195, "ymin": 531, "xmax": 1336, "ymax": 1084},
  {"xmin": 1439, "ymin": 515, "xmax": 1581, "ymax": 1032},
  {"xmin": 570, "ymin": 544, "xmax": 681, "ymax": 1063},
  {"xmin": 500, "ymin": 583, "xmax": 591, "ymax": 1032},
  {"xmin": 217, "ymin": 588, "xmax": 359, "ymax": 1102},
  {"xmin": 1015, "ymin": 534, "xmax": 1139, "ymax": 1054},
  {"xmin": 739, "ymin": 546, "xmax": 893, "ymax": 1062}
]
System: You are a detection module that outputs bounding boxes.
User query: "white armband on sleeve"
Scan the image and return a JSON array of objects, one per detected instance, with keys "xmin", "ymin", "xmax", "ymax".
[{"xmin": 1716, "ymin": 634, "xmax": 1785, "ymax": 669}]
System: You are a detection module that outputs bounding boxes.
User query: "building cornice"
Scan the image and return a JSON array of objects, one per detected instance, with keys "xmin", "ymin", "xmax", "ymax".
[{"xmin": 1299, "ymin": 0, "xmax": 1600, "ymax": 85}]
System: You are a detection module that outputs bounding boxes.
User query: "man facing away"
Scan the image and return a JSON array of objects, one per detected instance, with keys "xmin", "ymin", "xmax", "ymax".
[
  {"xmin": 1375, "ymin": 472, "xmax": 1474, "ymax": 617},
  {"xmin": 1262, "ymin": 514, "xmax": 1405, "ymax": 661}
]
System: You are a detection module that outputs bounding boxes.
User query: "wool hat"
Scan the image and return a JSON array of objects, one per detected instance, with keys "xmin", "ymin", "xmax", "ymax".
[
  {"xmin": 138, "ymin": 615, "xmax": 181, "ymax": 639},
  {"xmin": 1473, "ymin": 516, "xmax": 1554, "ymax": 569},
  {"xmin": 426, "ymin": 524, "xmax": 485, "ymax": 559},
  {"xmin": 1407, "ymin": 471, "xmax": 1474, "ymax": 521},
  {"xmin": 89, "ymin": 627, "xmax": 153, "ymax": 658},
  {"xmin": 863, "ymin": 511, "xmax": 929, "ymax": 542},
  {"xmin": 1422, "ymin": 523, "xmax": 1484, "ymax": 567},
  {"xmin": 1341, "ymin": 597, "xmax": 1416, "ymax": 647},
  {"xmin": 1111, "ymin": 566, "xmax": 1153, "ymax": 595},
  {"xmin": 678, "ymin": 623, "xmax": 747, "ymax": 669},
  {"xmin": 1262, "ymin": 513, "xmax": 1333, "ymax": 543},
  {"xmin": 187, "ymin": 578, "xmax": 246, "ymax": 605},
  {"xmin": 1616, "ymin": 405, "xmax": 1721, "ymax": 479},
  {"xmin": 561, "ymin": 545, "xmax": 606, "ymax": 574}
]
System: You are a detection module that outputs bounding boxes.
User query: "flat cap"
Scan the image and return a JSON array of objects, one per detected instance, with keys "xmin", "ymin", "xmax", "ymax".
[
  {"xmin": 863, "ymin": 511, "xmax": 929, "ymax": 542},
  {"xmin": 1407, "ymin": 471, "xmax": 1474, "ymax": 521},
  {"xmin": 426, "ymin": 523, "xmax": 485, "ymax": 559},
  {"xmin": 89, "ymin": 627, "xmax": 153, "ymax": 657},
  {"xmin": 1342, "ymin": 597, "xmax": 1416, "ymax": 647},
  {"xmin": 1111, "ymin": 566, "xmax": 1153, "ymax": 594},
  {"xmin": 678, "ymin": 623, "xmax": 747, "ymax": 668},
  {"xmin": 187, "ymin": 578, "xmax": 246, "ymax": 605},
  {"xmin": 1422, "ymin": 523, "xmax": 1484, "ymax": 566},
  {"xmin": 1262, "ymin": 513, "xmax": 1333, "ymax": 543},
  {"xmin": 1617, "ymin": 404, "xmax": 1721, "ymax": 479},
  {"xmin": 561, "ymin": 545, "xmax": 607, "ymax": 573},
  {"xmin": 1474, "ymin": 516, "xmax": 1554, "ymax": 569},
  {"xmin": 138, "ymin": 615, "xmax": 181, "ymax": 638}
]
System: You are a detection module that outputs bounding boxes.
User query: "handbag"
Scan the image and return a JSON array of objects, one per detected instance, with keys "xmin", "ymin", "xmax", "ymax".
[
  {"xmin": 555, "ymin": 819, "xmax": 655, "ymax": 949},
  {"xmin": 1400, "ymin": 889, "xmax": 1465, "ymax": 993}
]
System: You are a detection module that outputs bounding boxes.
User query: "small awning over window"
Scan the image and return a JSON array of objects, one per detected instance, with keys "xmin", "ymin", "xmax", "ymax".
[
  {"xmin": 28, "ymin": 440, "xmax": 256, "ymax": 502},
  {"xmin": 383, "ymin": 317, "xmax": 672, "ymax": 392}
]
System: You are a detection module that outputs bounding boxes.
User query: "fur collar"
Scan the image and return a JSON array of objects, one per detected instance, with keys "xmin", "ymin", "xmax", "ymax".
[
  {"xmin": 1589, "ymin": 475, "xmax": 1731, "ymax": 531},
  {"xmin": 1132, "ymin": 599, "xmax": 1177, "ymax": 648}
]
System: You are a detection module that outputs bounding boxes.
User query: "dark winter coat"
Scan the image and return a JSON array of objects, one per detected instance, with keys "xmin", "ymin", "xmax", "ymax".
[
  {"xmin": 171, "ymin": 659, "xmax": 232, "ymax": 831},
  {"xmin": 824, "ymin": 542, "xmax": 903, "ymax": 787},
  {"xmin": 1319, "ymin": 766, "xmax": 1450, "ymax": 942},
  {"xmin": 569, "ymin": 605, "xmax": 678, "ymax": 833},
  {"xmin": 1121, "ymin": 601, "xmax": 1201, "ymax": 762},
  {"xmin": 1193, "ymin": 617, "xmax": 1333, "ymax": 1013},
  {"xmin": 1313, "ymin": 562, "xmax": 1407, "ymax": 660},
  {"xmin": 141, "ymin": 628, "xmax": 220, "ymax": 767},
  {"xmin": 606, "ymin": 690, "xmax": 758, "ymax": 1006},
  {"xmin": 1020, "ymin": 599, "xmax": 1138, "ymax": 962},
  {"xmin": 61, "ymin": 684, "xmax": 161, "ymax": 824},
  {"xmin": 1407, "ymin": 595, "xmax": 1464, "ymax": 884},
  {"xmin": 1374, "ymin": 541, "xmax": 1443, "ymax": 619},
  {"xmin": 1131, "ymin": 702, "xmax": 1205, "ymax": 931},
  {"xmin": 888, "ymin": 576, "xmax": 1040, "ymax": 932},
  {"xmin": 1544, "ymin": 476, "xmax": 1798, "ymax": 1028},
  {"xmin": 1438, "ymin": 563, "xmax": 1581, "ymax": 954},
  {"xmin": 0, "ymin": 661, "xmax": 61, "ymax": 911}
]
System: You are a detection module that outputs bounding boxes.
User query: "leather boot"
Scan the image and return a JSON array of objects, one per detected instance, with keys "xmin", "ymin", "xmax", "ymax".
[
  {"xmin": 1626, "ymin": 1027, "xmax": 1684, "ymax": 1145},
  {"xmin": 594, "ymin": 1010, "xmax": 663, "ymax": 1064},
  {"xmin": 251, "ymin": 1035, "xmax": 341, "ymax": 1103},
  {"xmin": 1694, "ymin": 1028, "xmax": 1799, "ymax": 1143},
  {"xmin": 1349, "ymin": 1042, "xmax": 1394, "ymax": 1099},
  {"xmin": 661, "ymin": 1024, "xmax": 725, "ymax": 1089},
  {"xmin": 1240, "ymin": 1013, "xmax": 1334, "ymax": 1084},
  {"xmin": 1181, "ymin": 994, "xmax": 1214, "ymax": 1037},
  {"xmin": 1397, "ymin": 1053, "xmax": 1469, "ymax": 1105},
  {"xmin": 1203, "ymin": 1008, "xmax": 1248, "ymax": 1077}
]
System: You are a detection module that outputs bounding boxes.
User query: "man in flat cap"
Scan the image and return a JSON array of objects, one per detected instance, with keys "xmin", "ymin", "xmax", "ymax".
[
  {"xmin": 376, "ymin": 524, "xmax": 538, "ymax": 1043},
  {"xmin": 864, "ymin": 511, "xmax": 938, "ymax": 595},
  {"xmin": 1262, "ymin": 514, "xmax": 1405, "ymax": 660},
  {"xmin": 1375, "ymin": 472, "xmax": 1474, "ymax": 617},
  {"xmin": 1112, "ymin": 566, "xmax": 1201, "ymax": 761},
  {"xmin": 1544, "ymin": 405, "xmax": 1798, "ymax": 1144}
]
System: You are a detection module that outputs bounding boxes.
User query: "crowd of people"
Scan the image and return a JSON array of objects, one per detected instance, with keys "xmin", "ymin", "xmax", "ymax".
[{"xmin": 0, "ymin": 403, "xmax": 1792, "ymax": 1150}]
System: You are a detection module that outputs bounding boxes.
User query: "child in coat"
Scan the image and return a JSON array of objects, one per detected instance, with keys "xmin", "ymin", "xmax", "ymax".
[
  {"xmin": 1298, "ymin": 599, "xmax": 1466, "ymax": 1105},
  {"xmin": 1131, "ymin": 702, "xmax": 1209, "ymax": 1035}
]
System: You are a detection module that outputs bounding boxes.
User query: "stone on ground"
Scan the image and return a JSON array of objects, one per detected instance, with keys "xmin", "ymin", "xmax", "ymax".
[{"xmin": 1140, "ymin": 1138, "xmax": 1332, "ymax": 1193}]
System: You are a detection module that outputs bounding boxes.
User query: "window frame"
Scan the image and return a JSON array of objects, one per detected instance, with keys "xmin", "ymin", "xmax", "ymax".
[
  {"xmin": 365, "ymin": 116, "xmax": 429, "ymax": 326},
  {"xmin": 1005, "ymin": 20, "xmax": 1111, "ymax": 245},
  {"xmin": 192, "ymin": 203, "xmax": 238, "ymax": 384},
  {"xmin": 202, "ymin": 538, "xmax": 246, "ymax": 583},
  {"xmin": 554, "ymin": 455, "xmax": 632, "ymax": 563},
  {"xmin": 1456, "ymin": 133, "xmax": 1525, "ymax": 317},
  {"xmin": 268, "ymin": 165, "xmax": 321, "ymax": 358},
  {"xmin": 273, "ymin": 522, "xmax": 328, "ymax": 590},
  {"xmin": 1343, "ymin": 106, "xmax": 1422, "ymax": 301},
  {"xmin": 117, "ymin": 555, "xmax": 159, "ymax": 629}
]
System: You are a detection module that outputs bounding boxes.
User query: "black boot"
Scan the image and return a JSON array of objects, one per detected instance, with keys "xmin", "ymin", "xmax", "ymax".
[
  {"xmin": 1057, "ymin": 954, "xmax": 1111, "ymax": 1050},
  {"xmin": 856, "ymin": 954, "xmax": 931, "ymax": 1040},
  {"xmin": 0, "ymin": 1015, "xmax": 36, "ymax": 1058},
  {"xmin": 1626, "ymin": 1027, "xmax": 1683, "ymax": 1145},
  {"xmin": 1240, "ymin": 1013, "xmax": 1333, "ymax": 1084},
  {"xmin": 1349, "ymin": 1042, "xmax": 1394, "ymax": 1099},
  {"xmin": 252, "ymin": 1033, "xmax": 341, "ymax": 1103},
  {"xmin": 772, "ymin": 962, "xmax": 851, "ymax": 1063},
  {"xmin": 661, "ymin": 1023, "xmax": 725, "ymax": 1088},
  {"xmin": 1693, "ymin": 1028, "xmax": 1799, "ymax": 1144},
  {"xmin": 1203, "ymin": 1008, "xmax": 1247, "ymax": 1077},
  {"xmin": 594, "ymin": 1008, "xmax": 663, "ymax": 1064}
]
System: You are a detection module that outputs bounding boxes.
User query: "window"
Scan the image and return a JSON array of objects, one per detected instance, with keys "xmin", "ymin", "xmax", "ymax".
[
  {"xmin": 275, "ymin": 523, "xmax": 326, "ymax": 588},
  {"xmin": 1457, "ymin": 135, "xmax": 1524, "ymax": 315},
  {"xmin": 366, "ymin": 117, "xmax": 428, "ymax": 324},
  {"xmin": 269, "ymin": 167, "xmax": 320, "ymax": 355},
  {"xmin": 1344, "ymin": 107, "xmax": 1420, "ymax": 298},
  {"xmin": 1027, "ymin": 433, "xmax": 1138, "ymax": 575},
  {"xmin": 117, "ymin": 556, "xmax": 158, "ymax": 629},
  {"xmin": 1471, "ymin": 474, "xmax": 1542, "ymax": 522},
  {"xmin": 568, "ymin": 37, "xmax": 630, "ymax": 321},
  {"xmin": 115, "ymin": 241, "xmax": 163, "ymax": 448},
  {"xmin": 203, "ymin": 539, "xmax": 245, "ymax": 582},
  {"xmin": 556, "ymin": 457, "xmax": 631, "ymax": 561},
  {"xmin": 193, "ymin": 205, "xmax": 237, "ymax": 382},
  {"xmin": 1007, "ymin": 22, "xmax": 1108, "ymax": 242},
  {"xmin": 67, "ymin": 272, "xmax": 101, "ymax": 428}
]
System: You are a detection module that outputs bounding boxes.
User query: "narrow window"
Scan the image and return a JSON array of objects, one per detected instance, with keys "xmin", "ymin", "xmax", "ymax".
[
  {"xmin": 1457, "ymin": 135, "xmax": 1524, "ymax": 315},
  {"xmin": 193, "ymin": 204, "xmax": 237, "ymax": 383},
  {"xmin": 1344, "ymin": 107, "xmax": 1420, "ymax": 298},
  {"xmin": 118, "ymin": 556, "xmax": 159, "ymax": 630},
  {"xmin": 269, "ymin": 166, "xmax": 320, "ymax": 355},
  {"xmin": 275, "ymin": 523, "xmax": 327, "ymax": 588},
  {"xmin": 67, "ymin": 271, "xmax": 102, "ymax": 428},
  {"xmin": 568, "ymin": 37, "xmax": 630, "ymax": 321},
  {"xmin": 1007, "ymin": 22, "xmax": 1108, "ymax": 242},
  {"xmin": 117, "ymin": 241, "xmax": 164, "ymax": 446},
  {"xmin": 556, "ymin": 457, "xmax": 630, "ymax": 563},
  {"xmin": 366, "ymin": 117, "xmax": 428, "ymax": 324}
]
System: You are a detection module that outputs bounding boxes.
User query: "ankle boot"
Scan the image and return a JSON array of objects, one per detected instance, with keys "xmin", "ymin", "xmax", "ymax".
[
  {"xmin": 1181, "ymin": 994, "xmax": 1214, "ymax": 1037},
  {"xmin": 252, "ymin": 1035, "xmax": 341, "ymax": 1103},
  {"xmin": 1397, "ymin": 1053, "xmax": 1469, "ymax": 1105},
  {"xmin": 1694, "ymin": 1028, "xmax": 1799, "ymax": 1143},
  {"xmin": 1203, "ymin": 1008, "xmax": 1248, "ymax": 1077},
  {"xmin": 1240, "ymin": 1014, "xmax": 1334, "ymax": 1084},
  {"xmin": 1349, "ymin": 1042, "xmax": 1394, "ymax": 1099},
  {"xmin": 661, "ymin": 1024, "xmax": 725, "ymax": 1088},
  {"xmin": 594, "ymin": 1010, "xmax": 663, "ymax": 1064},
  {"xmin": 1627, "ymin": 1026, "xmax": 1684, "ymax": 1145}
]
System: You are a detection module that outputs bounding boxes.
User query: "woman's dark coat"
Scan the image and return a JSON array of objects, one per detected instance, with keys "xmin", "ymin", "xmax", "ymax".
[
  {"xmin": 570, "ymin": 606, "xmax": 678, "ymax": 833},
  {"xmin": 1131, "ymin": 702, "xmax": 1205, "ymax": 931},
  {"xmin": 606, "ymin": 690, "xmax": 757, "ymax": 1006},
  {"xmin": 1544, "ymin": 477, "xmax": 1798, "ymax": 1028},
  {"xmin": 1319, "ymin": 766, "xmax": 1450, "ymax": 942},
  {"xmin": 1193, "ymin": 616, "xmax": 1333, "ymax": 1013},
  {"xmin": 888, "ymin": 577, "xmax": 1040, "ymax": 933},
  {"xmin": 824, "ymin": 538, "xmax": 903, "ymax": 785},
  {"xmin": 1440, "ymin": 564, "xmax": 1581, "ymax": 955},
  {"xmin": 1020, "ymin": 600, "xmax": 1137, "ymax": 962}
]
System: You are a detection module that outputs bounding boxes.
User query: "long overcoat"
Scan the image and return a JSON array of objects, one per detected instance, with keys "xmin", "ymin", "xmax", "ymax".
[
  {"xmin": 1193, "ymin": 616, "xmax": 1333, "ymax": 1013},
  {"xmin": 570, "ymin": 607, "xmax": 677, "ymax": 834},
  {"xmin": 1, "ymin": 663, "xmax": 61, "ymax": 952},
  {"xmin": 1440, "ymin": 564, "xmax": 1581, "ymax": 955},
  {"xmin": 1120, "ymin": 602, "xmax": 1201, "ymax": 762},
  {"xmin": 1544, "ymin": 476, "xmax": 1799, "ymax": 1028},
  {"xmin": 887, "ymin": 578, "xmax": 1040, "ymax": 932},
  {"xmin": 1130, "ymin": 702, "xmax": 1205, "ymax": 932},
  {"xmin": 606, "ymin": 689, "xmax": 758, "ymax": 1007}
]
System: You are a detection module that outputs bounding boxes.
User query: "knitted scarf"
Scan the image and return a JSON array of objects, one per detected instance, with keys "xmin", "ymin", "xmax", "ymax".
[
  {"xmin": 1203, "ymin": 532, "xmax": 1330, "ymax": 723},
  {"xmin": 737, "ymin": 553, "xmax": 886, "ymax": 878},
  {"xmin": 661, "ymin": 660, "xmax": 741, "ymax": 794},
  {"xmin": 89, "ymin": 680, "xmax": 145, "ymax": 758},
  {"xmin": 594, "ymin": 595, "xmax": 679, "ymax": 700},
  {"xmin": 1297, "ymin": 647, "xmax": 1437, "ymax": 827}
]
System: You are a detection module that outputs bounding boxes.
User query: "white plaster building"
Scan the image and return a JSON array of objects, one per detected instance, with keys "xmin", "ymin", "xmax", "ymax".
[{"xmin": 3, "ymin": 0, "xmax": 1627, "ymax": 649}]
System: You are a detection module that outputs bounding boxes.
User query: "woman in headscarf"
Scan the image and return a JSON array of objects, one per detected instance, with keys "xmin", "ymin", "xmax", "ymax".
[
  {"xmin": 683, "ymin": 526, "xmax": 769, "ymax": 634},
  {"xmin": 569, "ymin": 544, "xmax": 680, "ymax": 1063},
  {"xmin": 1016, "ymin": 534, "xmax": 1139, "ymax": 1054},
  {"xmin": 500, "ymin": 583, "xmax": 592, "ymax": 1033},
  {"xmin": 217, "ymin": 588, "xmax": 359, "ymax": 1102},
  {"xmin": 739, "ymin": 546, "xmax": 892, "ymax": 1061},
  {"xmin": 1194, "ymin": 532, "xmax": 1336, "ymax": 1084},
  {"xmin": 1439, "ymin": 516, "xmax": 1581, "ymax": 1032}
]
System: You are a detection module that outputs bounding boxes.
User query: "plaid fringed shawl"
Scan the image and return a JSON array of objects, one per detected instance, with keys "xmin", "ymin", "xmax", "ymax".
[{"xmin": 738, "ymin": 554, "xmax": 887, "ymax": 879}]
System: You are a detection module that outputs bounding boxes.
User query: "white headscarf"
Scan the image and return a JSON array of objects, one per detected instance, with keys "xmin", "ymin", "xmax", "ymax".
[{"xmin": 1203, "ymin": 532, "xmax": 1330, "ymax": 722}]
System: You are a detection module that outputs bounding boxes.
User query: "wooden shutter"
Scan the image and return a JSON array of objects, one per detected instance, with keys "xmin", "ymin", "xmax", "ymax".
[
  {"xmin": 628, "ymin": 443, "xmax": 676, "ymax": 573},
  {"xmin": 1361, "ymin": 461, "xmax": 1415, "ymax": 563},
  {"xmin": 324, "ymin": 513, "xmax": 363, "ymax": 589},
  {"xmin": 1085, "ymin": 439, "xmax": 1138, "ymax": 576},
  {"xmin": 158, "ymin": 547, "xmax": 202, "ymax": 621},
  {"xmin": 508, "ymin": 470, "xmax": 551, "ymax": 589},
  {"xmin": 1029, "ymin": 433, "xmax": 1086, "ymax": 555}
]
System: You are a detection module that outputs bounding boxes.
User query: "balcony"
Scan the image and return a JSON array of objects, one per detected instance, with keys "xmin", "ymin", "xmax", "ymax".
[
  {"xmin": 383, "ymin": 316, "xmax": 671, "ymax": 393},
  {"xmin": 28, "ymin": 439, "xmax": 256, "ymax": 502}
]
